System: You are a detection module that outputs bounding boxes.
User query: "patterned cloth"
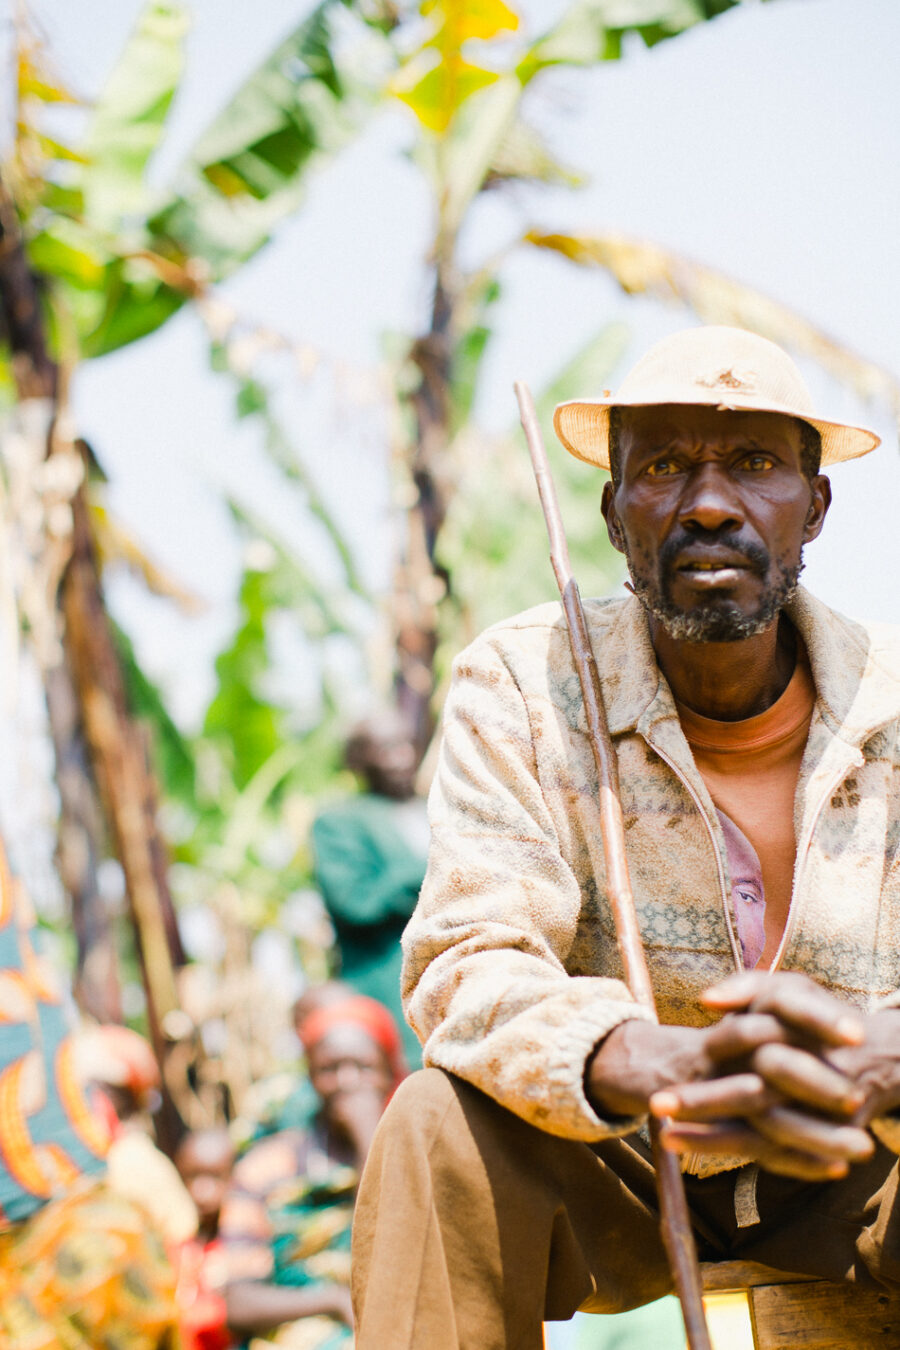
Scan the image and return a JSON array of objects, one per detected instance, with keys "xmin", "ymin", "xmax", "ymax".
[
  {"xmin": 0, "ymin": 817, "xmax": 178, "ymax": 1347},
  {"xmin": 0, "ymin": 1175, "xmax": 179, "ymax": 1349},
  {"xmin": 220, "ymin": 1127, "xmax": 354, "ymax": 1349},
  {"xmin": 0, "ymin": 845, "xmax": 108, "ymax": 1227},
  {"xmin": 402, "ymin": 587, "xmax": 900, "ymax": 1167}
]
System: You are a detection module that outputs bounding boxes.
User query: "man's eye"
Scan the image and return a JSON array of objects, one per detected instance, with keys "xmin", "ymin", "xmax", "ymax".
[
  {"xmin": 644, "ymin": 459, "xmax": 679, "ymax": 477},
  {"xmin": 740, "ymin": 454, "xmax": 774, "ymax": 472}
]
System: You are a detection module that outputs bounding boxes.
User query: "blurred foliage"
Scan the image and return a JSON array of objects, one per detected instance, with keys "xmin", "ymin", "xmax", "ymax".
[
  {"xmin": 440, "ymin": 324, "xmax": 632, "ymax": 650},
  {"xmin": 525, "ymin": 230, "xmax": 900, "ymax": 418},
  {"xmin": 4, "ymin": 0, "xmax": 827, "ymax": 990},
  {"xmin": 209, "ymin": 339, "xmax": 370, "ymax": 601},
  {"xmin": 381, "ymin": 0, "xmax": 749, "ymax": 715},
  {"xmin": 2, "ymin": 0, "xmax": 394, "ymax": 955},
  {"xmin": 11, "ymin": 0, "xmax": 393, "ymax": 357}
]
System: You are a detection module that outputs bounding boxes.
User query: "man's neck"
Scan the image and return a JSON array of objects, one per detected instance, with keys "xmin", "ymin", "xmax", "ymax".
[{"xmin": 649, "ymin": 612, "xmax": 797, "ymax": 721}]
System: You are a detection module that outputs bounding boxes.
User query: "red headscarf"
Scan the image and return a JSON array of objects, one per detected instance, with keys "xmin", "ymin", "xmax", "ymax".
[{"xmin": 298, "ymin": 995, "xmax": 407, "ymax": 1087}]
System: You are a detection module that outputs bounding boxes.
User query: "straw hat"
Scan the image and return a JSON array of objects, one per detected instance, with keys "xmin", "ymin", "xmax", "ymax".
[{"xmin": 553, "ymin": 326, "xmax": 880, "ymax": 471}]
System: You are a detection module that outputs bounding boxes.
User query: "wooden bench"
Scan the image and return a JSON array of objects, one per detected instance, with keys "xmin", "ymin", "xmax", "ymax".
[{"xmin": 701, "ymin": 1261, "xmax": 900, "ymax": 1348}]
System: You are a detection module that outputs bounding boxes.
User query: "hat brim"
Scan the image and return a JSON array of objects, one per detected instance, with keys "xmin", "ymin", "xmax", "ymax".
[{"xmin": 553, "ymin": 396, "xmax": 881, "ymax": 471}]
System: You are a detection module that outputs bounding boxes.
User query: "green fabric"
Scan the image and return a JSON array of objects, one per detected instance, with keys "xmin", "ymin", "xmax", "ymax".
[
  {"xmin": 269, "ymin": 1161, "xmax": 355, "ymax": 1292},
  {"xmin": 573, "ymin": 1299, "xmax": 686, "ymax": 1348},
  {"xmin": 311, "ymin": 794, "xmax": 427, "ymax": 1066}
]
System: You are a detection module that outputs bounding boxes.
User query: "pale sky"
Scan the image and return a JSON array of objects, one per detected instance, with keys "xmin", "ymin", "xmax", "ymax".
[{"xmin": 9, "ymin": 0, "xmax": 900, "ymax": 727}]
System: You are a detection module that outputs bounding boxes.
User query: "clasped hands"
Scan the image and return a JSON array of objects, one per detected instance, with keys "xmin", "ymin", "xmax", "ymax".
[{"xmin": 587, "ymin": 971, "xmax": 900, "ymax": 1181}]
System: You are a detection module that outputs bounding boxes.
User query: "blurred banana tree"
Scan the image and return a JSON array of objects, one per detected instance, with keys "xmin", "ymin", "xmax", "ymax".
[
  {"xmin": 4, "ymin": 0, "xmax": 898, "ymax": 1130},
  {"xmin": 0, "ymin": 0, "xmax": 398, "ymax": 1122},
  {"xmin": 1, "ymin": 0, "xmax": 753, "ymax": 1021},
  {"xmin": 524, "ymin": 230, "xmax": 900, "ymax": 416},
  {"xmin": 382, "ymin": 0, "xmax": 755, "ymax": 746},
  {"xmin": 380, "ymin": 0, "xmax": 900, "ymax": 749}
]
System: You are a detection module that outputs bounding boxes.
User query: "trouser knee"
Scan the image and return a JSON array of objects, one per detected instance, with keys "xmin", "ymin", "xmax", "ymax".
[
  {"xmin": 367, "ymin": 1067, "xmax": 466, "ymax": 1161},
  {"xmin": 380, "ymin": 1066, "xmax": 459, "ymax": 1125}
]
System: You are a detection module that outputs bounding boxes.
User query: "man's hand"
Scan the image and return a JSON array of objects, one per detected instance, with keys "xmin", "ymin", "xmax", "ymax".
[
  {"xmin": 587, "ymin": 972, "xmax": 883, "ymax": 1182},
  {"xmin": 586, "ymin": 1020, "xmax": 710, "ymax": 1119},
  {"xmin": 649, "ymin": 971, "xmax": 875, "ymax": 1181},
  {"xmin": 828, "ymin": 1007, "xmax": 900, "ymax": 1125}
]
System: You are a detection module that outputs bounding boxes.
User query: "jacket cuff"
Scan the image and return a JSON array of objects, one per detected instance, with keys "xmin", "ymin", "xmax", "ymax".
[{"xmin": 542, "ymin": 1000, "xmax": 656, "ymax": 1141}]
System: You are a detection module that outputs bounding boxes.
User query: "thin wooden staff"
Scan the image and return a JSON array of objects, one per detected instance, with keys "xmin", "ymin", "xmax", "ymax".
[{"xmin": 514, "ymin": 381, "xmax": 712, "ymax": 1350}]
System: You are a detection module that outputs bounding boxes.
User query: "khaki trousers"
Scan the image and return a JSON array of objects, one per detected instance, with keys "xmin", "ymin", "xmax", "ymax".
[{"xmin": 351, "ymin": 1069, "xmax": 900, "ymax": 1350}]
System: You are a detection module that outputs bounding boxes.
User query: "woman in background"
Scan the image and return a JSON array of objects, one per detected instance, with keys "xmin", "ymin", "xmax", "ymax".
[{"xmin": 221, "ymin": 994, "xmax": 403, "ymax": 1349}]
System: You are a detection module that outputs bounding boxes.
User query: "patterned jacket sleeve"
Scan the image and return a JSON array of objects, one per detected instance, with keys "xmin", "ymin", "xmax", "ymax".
[{"xmin": 401, "ymin": 633, "xmax": 654, "ymax": 1141}]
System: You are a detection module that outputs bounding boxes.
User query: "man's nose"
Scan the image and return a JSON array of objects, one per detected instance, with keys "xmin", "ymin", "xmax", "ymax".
[{"xmin": 677, "ymin": 463, "xmax": 745, "ymax": 533}]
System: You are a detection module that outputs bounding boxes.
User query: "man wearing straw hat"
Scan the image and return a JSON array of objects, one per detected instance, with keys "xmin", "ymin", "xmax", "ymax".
[{"xmin": 352, "ymin": 326, "xmax": 900, "ymax": 1348}]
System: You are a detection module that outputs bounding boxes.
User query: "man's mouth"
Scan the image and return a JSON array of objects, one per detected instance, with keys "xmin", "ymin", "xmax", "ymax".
[{"xmin": 674, "ymin": 553, "xmax": 754, "ymax": 587}]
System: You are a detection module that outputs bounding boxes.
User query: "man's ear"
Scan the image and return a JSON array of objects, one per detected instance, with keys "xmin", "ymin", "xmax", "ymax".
[
  {"xmin": 803, "ymin": 473, "xmax": 832, "ymax": 544},
  {"xmin": 601, "ymin": 481, "xmax": 626, "ymax": 555}
]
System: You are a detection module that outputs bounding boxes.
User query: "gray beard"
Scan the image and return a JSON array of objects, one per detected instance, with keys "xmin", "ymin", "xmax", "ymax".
[{"xmin": 626, "ymin": 555, "xmax": 804, "ymax": 644}]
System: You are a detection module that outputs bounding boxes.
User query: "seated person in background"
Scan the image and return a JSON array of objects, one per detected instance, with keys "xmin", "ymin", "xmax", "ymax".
[
  {"xmin": 221, "ymin": 995, "xmax": 403, "ymax": 1348},
  {"xmin": 174, "ymin": 1128, "xmax": 236, "ymax": 1350},
  {"xmin": 312, "ymin": 713, "xmax": 428, "ymax": 1068}
]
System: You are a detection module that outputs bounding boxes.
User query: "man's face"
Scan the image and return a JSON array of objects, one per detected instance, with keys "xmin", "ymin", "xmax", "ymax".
[{"xmin": 601, "ymin": 404, "xmax": 831, "ymax": 642}]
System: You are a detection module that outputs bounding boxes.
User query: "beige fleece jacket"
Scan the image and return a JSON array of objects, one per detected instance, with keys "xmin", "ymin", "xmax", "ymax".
[{"xmin": 402, "ymin": 588, "xmax": 900, "ymax": 1161}]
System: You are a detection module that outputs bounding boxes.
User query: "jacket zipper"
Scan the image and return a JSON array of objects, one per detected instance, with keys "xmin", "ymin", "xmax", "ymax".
[
  {"xmin": 648, "ymin": 731, "xmax": 863, "ymax": 973},
  {"xmin": 646, "ymin": 738, "xmax": 742, "ymax": 971}
]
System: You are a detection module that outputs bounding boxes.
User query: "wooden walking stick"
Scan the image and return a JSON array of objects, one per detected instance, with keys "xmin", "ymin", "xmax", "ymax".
[{"xmin": 514, "ymin": 382, "xmax": 713, "ymax": 1350}]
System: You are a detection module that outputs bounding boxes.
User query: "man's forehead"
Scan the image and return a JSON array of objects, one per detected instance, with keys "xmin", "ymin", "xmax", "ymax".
[{"xmin": 619, "ymin": 403, "xmax": 804, "ymax": 449}]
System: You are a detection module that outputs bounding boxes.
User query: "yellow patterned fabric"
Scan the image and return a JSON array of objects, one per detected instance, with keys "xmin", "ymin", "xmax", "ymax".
[
  {"xmin": 0, "ymin": 846, "xmax": 108, "ymax": 1228},
  {"xmin": 403, "ymin": 588, "xmax": 900, "ymax": 1166},
  {"xmin": 0, "ymin": 1176, "xmax": 179, "ymax": 1349}
]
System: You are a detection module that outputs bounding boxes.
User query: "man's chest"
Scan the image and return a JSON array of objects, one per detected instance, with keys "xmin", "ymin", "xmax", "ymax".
[{"xmin": 533, "ymin": 717, "xmax": 900, "ymax": 1018}]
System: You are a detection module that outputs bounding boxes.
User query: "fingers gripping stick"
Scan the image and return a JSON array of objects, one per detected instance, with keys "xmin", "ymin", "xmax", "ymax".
[{"xmin": 514, "ymin": 381, "xmax": 712, "ymax": 1350}]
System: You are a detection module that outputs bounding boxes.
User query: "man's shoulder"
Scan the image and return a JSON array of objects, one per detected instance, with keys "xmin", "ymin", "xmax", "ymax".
[
  {"xmin": 454, "ymin": 594, "xmax": 628, "ymax": 668},
  {"xmin": 846, "ymin": 612, "xmax": 900, "ymax": 720},
  {"xmin": 852, "ymin": 615, "xmax": 900, "ymax": 662},
  {"xmin": 795, "ymin": 590, "xmax": 900, "ymax": 740}
]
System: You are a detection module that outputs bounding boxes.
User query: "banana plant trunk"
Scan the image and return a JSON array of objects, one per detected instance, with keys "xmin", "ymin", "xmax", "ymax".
[
  {"xmin": 394, "ymin": 266, "xmax": 454, "ymax": 752},
  {"xmin": 0, "ymin": 171, "xmax": 185, "ymax": 1148}
]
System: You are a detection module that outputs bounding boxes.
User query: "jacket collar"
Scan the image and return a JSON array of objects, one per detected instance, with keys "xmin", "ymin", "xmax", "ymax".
[{"xmin": 587, "ymin": 585, "xmax": 900, "ymax": 748}]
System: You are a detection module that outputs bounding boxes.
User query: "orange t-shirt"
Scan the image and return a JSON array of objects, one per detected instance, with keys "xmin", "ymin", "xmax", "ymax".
[{"xmin": 675, "ymin": 650, "xmax": 816, "ymax": 969}]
